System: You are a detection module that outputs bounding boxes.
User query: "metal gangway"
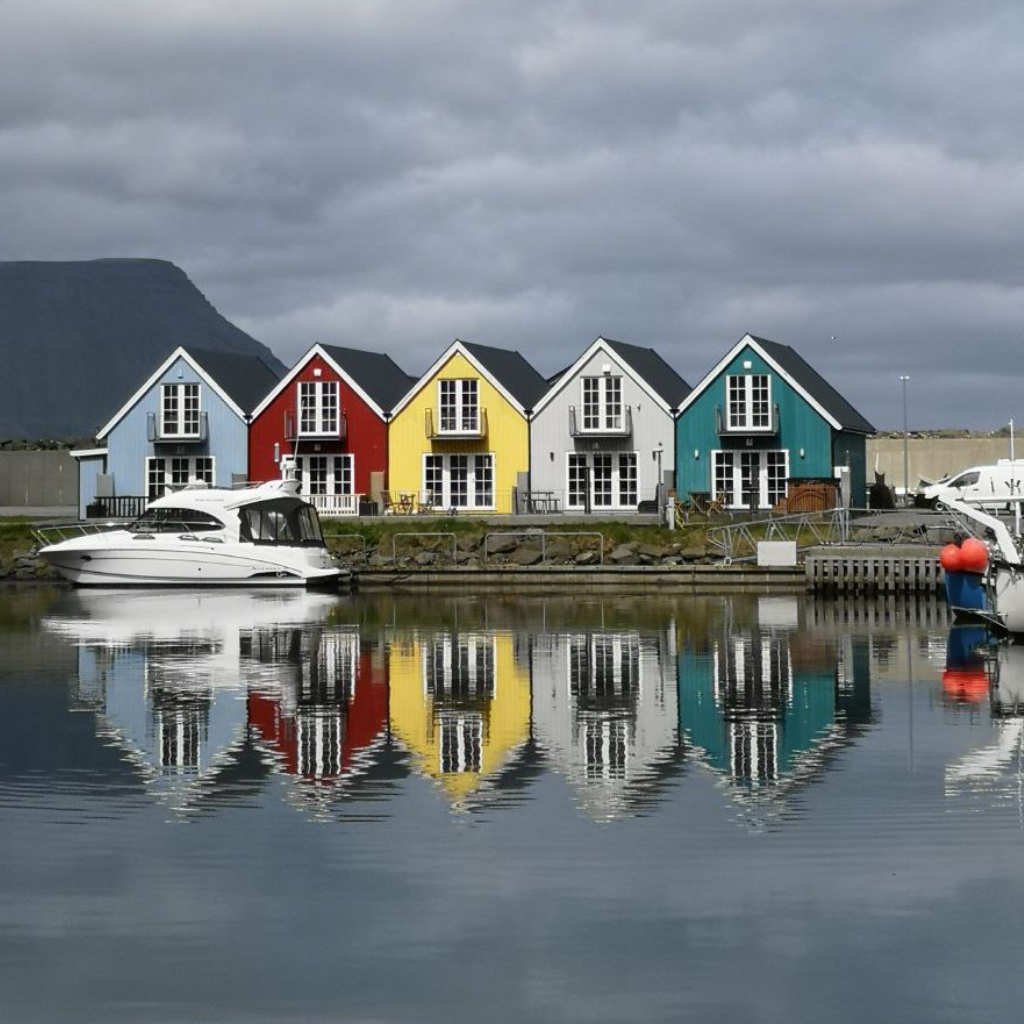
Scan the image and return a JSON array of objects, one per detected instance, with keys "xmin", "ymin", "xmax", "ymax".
[{"xmin": 705, "ymin": 507, "xmax": 973, "ymax": 564}]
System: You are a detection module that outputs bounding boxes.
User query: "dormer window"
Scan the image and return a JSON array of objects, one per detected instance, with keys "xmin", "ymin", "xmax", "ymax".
[
  {"xmin": 439, "ymin": 379, "xmax": 478, "ymax": 433},
  {"xmin": 161, "ymin": 383, "xmax": 200, "ymax": 437},
  {"xmin": 581, "ymin": 375, "xmax": 622, "ymax": 431},
  {"xmin": 727, "ymin": 374, "xmax": 771, "ymax": 430},
  {"xmin": 299, "ymin": 380, "xmax": 339, "ymax": 434}
]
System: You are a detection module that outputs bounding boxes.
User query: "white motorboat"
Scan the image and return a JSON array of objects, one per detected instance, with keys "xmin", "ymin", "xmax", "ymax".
[{"xmin": 36, "ymin": 477, "xmax": 346, "ymax": 588}]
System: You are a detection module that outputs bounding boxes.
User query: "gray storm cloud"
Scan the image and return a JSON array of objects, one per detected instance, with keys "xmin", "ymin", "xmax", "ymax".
[{"xmin": 2, "ymin": 0, "xmax": 1022, "ymax": 428}]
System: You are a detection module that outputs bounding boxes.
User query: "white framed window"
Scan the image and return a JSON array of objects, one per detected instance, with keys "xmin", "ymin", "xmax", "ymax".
[
  {"xmin": 421, "ymin": 452, "xmax": 494, "ymax": 509},
  {"xmin": 569, "ymin": 633, "xmax": 642, "ymax": 700},
  {"xmin": 438, "ymin": 379, "xmax": 479, "ymax": 433},
  {"xmin": 726, "ymin": 374, "xmax": 772, "ymax": 430},
  {"xmin": 145, "ymin": 455, "xmax": 216, "ymax": 499},
  {"xmin": 564, "ymin": 452, "xmax": 641, "ymax": 510},
  {"xmin": 580, "ymin": 375, "xmax": 624, "ymax": 431},
  {"xmin": 160, "ymin": 383, "xmax": 200, "ymax": 437},
  {"xmin": 294, "ymin": 454, "xmax": 354, "ymax": 496},
  {"xmin": 298, "ymin": 380, "xmax": 340, "ymax": 435},
  {"xmin": 423, "ymin": 633, "xmax": 496, "ymax": 699},
  {"xmin": 711, "ymin": 449, "xmax": 789, "ymax": 509}
]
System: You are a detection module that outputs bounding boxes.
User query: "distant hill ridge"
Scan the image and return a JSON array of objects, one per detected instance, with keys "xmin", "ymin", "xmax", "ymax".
[{"xmin": 0, "ymin": 259, "xmax": 285, "ymax": 438}]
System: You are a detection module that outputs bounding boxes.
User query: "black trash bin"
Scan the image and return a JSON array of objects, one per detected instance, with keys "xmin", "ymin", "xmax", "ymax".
[{"xmin": 358, "ymin": 499, "xmax": 379, "ymax": 516}]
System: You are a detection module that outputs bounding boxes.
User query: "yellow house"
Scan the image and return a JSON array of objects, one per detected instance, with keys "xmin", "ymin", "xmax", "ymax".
[
  {"xmin": 388, "ymin": 630, "xmax": 532, "ymax": 807},
  {"xmin": 388, "ymin": 340, "xmax": 547, "ymax": 513}
]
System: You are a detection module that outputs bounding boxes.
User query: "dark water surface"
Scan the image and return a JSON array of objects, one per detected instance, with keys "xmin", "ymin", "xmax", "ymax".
[{"xmin": 1, "ymin": 586, "xmax": 1021, "ymax": 1023}]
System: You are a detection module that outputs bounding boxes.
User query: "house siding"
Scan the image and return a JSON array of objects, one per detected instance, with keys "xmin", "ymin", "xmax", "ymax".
[
  {"xmin": 76, "ymin": 454, "xmax": 106, "ymax": 517},
  {"xmin": 676, "ymin": 344, "xmax": 837, "ymax": 505},
  {"xmin": 104, "ymin": 354, "xmax": 248, "ymax": 496},
  {"xmin": 833, "ymin": 430, "xmax": 868, "ymax": 507},
  {"xmin": 530, "ymin": 348, "xmax": 675, "ymax": 508},
  {"xmin": 388, "ymin": 351, "xmax": 528, "ymax": 513},
  {"xmin": 248, "ymin": 352, "xmax": 388, "ymax": 494}
]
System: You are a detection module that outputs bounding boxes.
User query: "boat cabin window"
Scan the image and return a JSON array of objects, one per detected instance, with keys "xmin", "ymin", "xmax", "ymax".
[
  {"xmin": 238, "ymin": 500, "xmax": 325, "ymax": 547},
  {"xmin": 948, "ymin": 471, "xmax": 980, "ymax": 488},
  {"xmin": 131, "ymin": 507, "xmax": 225, "ymax": 532}
]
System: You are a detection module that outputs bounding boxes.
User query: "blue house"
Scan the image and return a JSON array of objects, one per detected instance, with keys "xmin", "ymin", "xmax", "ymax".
[
  {"xmin": 74, "ymin": 346, "xmax": 280, "ymax": 518},
  {"xmin": 675, "ymin": 334, "xmax": 875, "ymax": 510}
]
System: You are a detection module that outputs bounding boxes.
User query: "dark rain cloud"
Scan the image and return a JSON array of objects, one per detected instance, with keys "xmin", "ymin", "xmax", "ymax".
[{"xmin": 2, "ymin": 0, "xmax": 1023, "ymax": 428}]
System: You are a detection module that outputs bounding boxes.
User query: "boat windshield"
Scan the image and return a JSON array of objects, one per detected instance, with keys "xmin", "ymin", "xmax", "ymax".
[
  {"xmin": 238, "ymin": 499, "xmax": 325, "ymax": 547},
  {"xmin": 130, "ymin": 507, "xmax": 225, "ymax": 533}
]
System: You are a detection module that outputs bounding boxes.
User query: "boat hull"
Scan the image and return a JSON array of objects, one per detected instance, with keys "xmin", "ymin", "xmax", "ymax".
[
  {"xmin": 992, "ymin": 567, "xmax": 1024, "ymax": 634},
  {"xmin": 38, "ymin": 533, "xmax": 343, "ymax": 589}
]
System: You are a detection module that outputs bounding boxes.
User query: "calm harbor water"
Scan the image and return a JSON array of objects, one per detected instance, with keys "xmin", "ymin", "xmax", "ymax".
[{"xmin": 1, "ymin": 586, "xmax": 1021, "ymax": 1023}]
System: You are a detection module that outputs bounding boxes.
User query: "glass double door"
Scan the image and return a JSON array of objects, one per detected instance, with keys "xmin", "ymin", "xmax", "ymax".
[{"xmin": 713, "ymin": 450, "xmax": 788, "ymax": 510}]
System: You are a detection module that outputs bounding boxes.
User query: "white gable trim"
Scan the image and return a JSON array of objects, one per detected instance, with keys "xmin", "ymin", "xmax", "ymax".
[
  {"xmin": 531, "ymin": 337, "xmax": 673, "ymax": 418},
  {"xmin": 96, "ymin": 347, "xmax": 247, "ymax": 440},
  {"xmin": 69, "ymin": 447, "xmax": 107, "ymax": 459},
  {"xmin": 389, "ymin": 340, "xmax": 528, "ymax": 419},
  {"xmin": 675, "ymin": 334, "xmax": 842, "ymax": 431},
  {"xmin": 249, "ymin": 343, "xmax": 387, "ymax": 420}
]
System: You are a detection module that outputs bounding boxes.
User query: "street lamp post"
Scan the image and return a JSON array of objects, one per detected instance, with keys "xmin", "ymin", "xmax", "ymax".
[{"xmin": 899, "ymin": 375, "xmax": 910, "ymax": 505}]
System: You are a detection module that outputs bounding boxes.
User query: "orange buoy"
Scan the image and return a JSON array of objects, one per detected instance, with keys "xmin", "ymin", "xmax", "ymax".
[
  {"xmin": 959, "ymin": 537, "xmax": 989, "ymax": 574},
  {"xmin": 940, "ymin": 543, "xmax": 963, "ymax": 572},
  {"xmin": 942, "ymin": 667, "xmax": 989, "ymax": 704}
]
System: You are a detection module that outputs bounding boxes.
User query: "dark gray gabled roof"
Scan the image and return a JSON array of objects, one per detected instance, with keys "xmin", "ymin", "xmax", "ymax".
[
  {"xmin": 459, "ymin": 340, "xmax": 549, "ymax": 411},
  {"xmin": 750, "ymin": 335, "xmax": 875, "ymax": 434},
  {"xmin": 603, "ymin": 338, "xmax": 692, "ymax": 408},
  {"xmin": 319, "ymin": 344, "xmax": 417, "ymax": 414},
  {"xmin": 184, "ymin": 346, "xmax": 282, "ymax": 415}
]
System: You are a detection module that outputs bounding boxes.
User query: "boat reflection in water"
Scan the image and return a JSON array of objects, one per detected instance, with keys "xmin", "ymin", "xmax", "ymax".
[
  {"xmin": 532, "ymin": 623, "xmax": 681, "ymax": 821},
  {"xmin": 945, "ymin": 640, "xmax": 1024, "ymax": 808},
  {"xmin": 42, "ymin": 590, "xmax": 344, "ymax": 814},
  {"xmin": 678, "ymin": 596, "xmax": 873, "ymax": 826},
  {"xmin": 387, "ymin": 629, "xmax": 532, "ymax": 810}
]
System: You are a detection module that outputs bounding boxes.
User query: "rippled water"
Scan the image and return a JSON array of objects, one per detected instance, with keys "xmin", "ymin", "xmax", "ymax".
[{"xmin": 1, "ymin": 585, "xmax": 1021, "ymax": 1022}]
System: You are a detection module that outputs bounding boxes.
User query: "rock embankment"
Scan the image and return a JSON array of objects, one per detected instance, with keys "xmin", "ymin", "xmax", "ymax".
[
  {"xmin": 0, "ymin": 551, "xmax": 56, "ymax": 581},
  {"xmin": 331, "ymin": 533, "xmax": 713, "ymax": 571}
]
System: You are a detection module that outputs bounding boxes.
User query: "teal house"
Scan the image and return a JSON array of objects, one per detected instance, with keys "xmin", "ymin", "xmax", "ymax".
[{"xmin": 676, "ymin": 334, "xmax": 874, "ymax": 509}]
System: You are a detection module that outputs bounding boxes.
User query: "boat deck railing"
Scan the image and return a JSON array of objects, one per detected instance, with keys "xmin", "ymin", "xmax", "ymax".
[{"xmin": 31, "ymin": 521, "xmax": 126, "ymax": 549}]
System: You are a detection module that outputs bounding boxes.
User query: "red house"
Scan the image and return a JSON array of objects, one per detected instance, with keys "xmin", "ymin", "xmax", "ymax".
[{"xmin": 248, "ymin": 344, "xmax": 414, "ymax": 515}]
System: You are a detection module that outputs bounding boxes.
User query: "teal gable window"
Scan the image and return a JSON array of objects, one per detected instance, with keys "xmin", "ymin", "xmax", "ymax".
[{"xmin": 726, "ymin": 373, "xmax": 771, "ymax": 431}]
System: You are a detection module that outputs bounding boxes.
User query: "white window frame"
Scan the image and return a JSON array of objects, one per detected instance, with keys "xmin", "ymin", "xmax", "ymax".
[
  {"xmin": 725, "ymin": 373, "xmax": 772, "ymax": 431},
  {"xmin": 710, "ymin": 449, "xmax": 789, "ymax": 510},
  {"xmin": 420, "ymin": 452, "xmax": 495, "ymax": 510},
  {"xmin": 437, "ymin": 378, "xmax": 479, "ymax": 434},
  {"xmin": 160, "ymin": 382, "xmax": 201, "ymax": 438},
  {"xmin": 294, "ymin": 454, "xmax": 354, "ymax": 497},
  {"xmin": 145, "ymin": 455, "xmax": 216, "ymax": 499},
  {"xmin": 579, "ymin": 375, "xmax": 624, "ymax": 432},
  {"xmin": 422, "ymin": 634, "xmax": 497, "ymax": 699},
  {"xmin": 564, "ymin": 451, "xmax": 641, "ymax": 510},
  {"xmin": 297, "ymin": 380, "xmax": 340, "ymax": 436}
]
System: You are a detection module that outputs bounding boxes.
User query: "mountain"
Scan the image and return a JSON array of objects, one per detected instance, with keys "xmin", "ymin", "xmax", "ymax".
[{"xmin": 0, "ymin": 259, "xmax": 285, "ymax": 439}]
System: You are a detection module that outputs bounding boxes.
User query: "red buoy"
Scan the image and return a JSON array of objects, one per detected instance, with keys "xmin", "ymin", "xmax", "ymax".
[
  {"xmin": 959, "ymin": 537, "xmax": 989, "ymax": 574},
  {"xmin": 940, "ymin": 543, "xmax": 963, "ymax": 572}
]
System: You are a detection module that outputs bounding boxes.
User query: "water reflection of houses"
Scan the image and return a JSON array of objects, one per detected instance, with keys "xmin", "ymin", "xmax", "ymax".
[
  {"xmin": 531, "ymin": 624, "xmax": 682, "ymax": 821},
  {"xmin": 245, "ymin": 624, "xmax": 395, "ymax": 817},
  {"xmin": 388, "ymin": 629, "xmax": 532, "ymax": 809},
  {"xmin": 42, "ymin": 591, "xmax": 343, "ymax": 813},
  {"xmin": 679, "ymin": 597, "xmax": 872, "ymax": 822}
]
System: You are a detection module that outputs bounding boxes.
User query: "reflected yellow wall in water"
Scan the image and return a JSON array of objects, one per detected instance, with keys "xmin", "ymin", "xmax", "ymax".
[{"xmin": 389, "ymin": 632, "xmax": 530, "ymax": 803}]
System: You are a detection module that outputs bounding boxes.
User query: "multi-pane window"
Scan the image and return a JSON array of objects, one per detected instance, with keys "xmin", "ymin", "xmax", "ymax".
[
  {"xmin": 618, "ymin": 454, "xmax": 637, "ymax": 506},
  {"xmin": 567, "ymin": 452, "xmax": 641, "ymax": 509},
  {"xmin": 298, "ymin": 381, "xmax": 339, "ymax": 434},
  {"xmin": 569, "ymin": 633, "xmax": 642, "ymax": 704},
  {"xmin": 160, "ymin": 383, "xmax": 200, "ymax": 437},
  {"xmin": 568, "ymin": 454, "xmax": 587, "ymax": 507},
  {"xmin": 726, "ymin": 374, "xmax": 771, "ymax": 430},
  {"xmin": 439, "ymin": 714, "xmax": 483, "ymax": 773},
  {"xmin": 294, "ymin": 454, "xmax": 354, "ymax": 496},
  {"xmin": 580, "ymin": 375, "xmax": 624, "ymax": 431},
  {"xmin": 422, "ymin": 453, "xmax": 495, "ymax": 509},
  {"xmin": 592, "ymin": 454, "xmax": 613, "ymax": 507},
  {"xmin": 438, "ymin": 379, "xmax": 479, "ymax": 432},
  {"xmin": 712, "ymin": 449, "xmax": 788, "ymax": 509},
  {"xmin": 424, "ymin": 634, "xmax": 496, "ymax": 700},
  {"xmin": 146, "ymin": 456, "xmax": 216, "ymax": 499}
]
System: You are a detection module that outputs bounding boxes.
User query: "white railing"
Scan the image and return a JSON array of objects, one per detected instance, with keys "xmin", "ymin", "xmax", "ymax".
[{"xmin": 307, "ymin": 492, "xmax": 362, "ymax": 517}]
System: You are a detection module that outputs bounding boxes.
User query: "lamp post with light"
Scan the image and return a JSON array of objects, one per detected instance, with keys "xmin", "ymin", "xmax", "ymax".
[{"xmin": 899, "ymin": 375, "xmax": 910, "ymax": 505}]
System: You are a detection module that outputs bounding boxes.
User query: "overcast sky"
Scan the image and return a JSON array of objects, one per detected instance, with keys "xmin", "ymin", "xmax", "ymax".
[{"xmin": 2, "ymin": 0, "xmax": 1022, "ymax": 428}]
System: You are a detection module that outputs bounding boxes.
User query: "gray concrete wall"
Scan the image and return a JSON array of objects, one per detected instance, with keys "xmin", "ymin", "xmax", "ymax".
[
  {"xmin": 0, "ymin": 450, "xmax": 78, "ymax": 506},
  {"xmin": 867, "ymin": 436, "xmax": 1013, "ymax": 491}
]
